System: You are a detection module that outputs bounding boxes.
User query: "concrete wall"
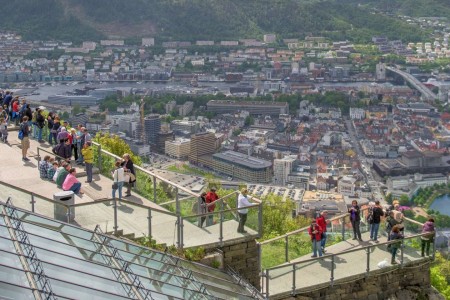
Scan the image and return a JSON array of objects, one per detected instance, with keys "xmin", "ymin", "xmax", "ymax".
[{"xmin": 282, "ymin": 260, "xmax": 443, "ymax": 300}]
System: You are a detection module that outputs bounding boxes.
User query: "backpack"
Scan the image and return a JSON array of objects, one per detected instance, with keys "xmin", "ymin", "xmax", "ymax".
[
  {"xmin": 366, "ymin": 207, "xmax": 374, "ymax": 224},
  {"xmin": 18, "ymin": 129, "xmax": 23, "ymax": 140}
]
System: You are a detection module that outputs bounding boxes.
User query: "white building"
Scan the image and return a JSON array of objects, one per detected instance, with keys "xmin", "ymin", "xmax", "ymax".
[
  {"xmin": 263, "ymin": 34, "xmax": 277, "ymax": 43},
  {"xmin": 142, "ymin": 38, "xmax": 155, "ymax": 47},
  {"xmin": 349, "ymin": 107, "xmax": 365, "ymax": 120},
  {"xmin": 178, "ymin": 101, "xmax": 194, "ymax": 117},
  {"xmin": 165, "ymin": 138, "xmax": 191, "ymax": 160},
  {"xmin": 273, "ymin": 155, "xmax": 296, "ymax": 186},
  {"xmin": 337, "ymin": 176, "xmax": 357, "ymax": 196}
]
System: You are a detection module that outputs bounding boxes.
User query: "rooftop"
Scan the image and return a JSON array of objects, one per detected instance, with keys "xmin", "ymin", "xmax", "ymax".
[
  {"xmin": 213, "ymin": 151, "xmax": 272, "ymax": 169},
  {"xmin": 207, "ymin": 100, "xmax": 288, "ymax": 107}
]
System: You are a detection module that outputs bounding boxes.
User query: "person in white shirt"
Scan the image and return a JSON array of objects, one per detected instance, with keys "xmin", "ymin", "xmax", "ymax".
[
  {"xmin": 112, "ymin": 161, "xmax": 125, "ymax": 201},
  {"xmin": 237, "ymin": 188, "xmax": 254, "ymax": 233}
]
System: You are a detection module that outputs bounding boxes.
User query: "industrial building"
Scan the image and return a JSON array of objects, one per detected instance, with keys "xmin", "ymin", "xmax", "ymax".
[{"xmin": 206, "ymin": 100, "xmax": 289, "ymax": 116}]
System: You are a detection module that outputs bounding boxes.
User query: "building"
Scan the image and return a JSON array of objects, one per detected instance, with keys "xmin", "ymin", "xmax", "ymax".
[
  {"xmin": 349, "ymin": 107, "xmax": 365, "ymax": 120},
  {"xmin": 170, "ymin": 120, "xmax": 200, "ymax": 135},
  {"xmin": 189, "ymin": 132, "xmax": 216, "ymax": 165},
  {"xmin": 47, "ymin": 95, "xmax": 100, "ymax": 106},
  {"xmin": 273, "ymin": 156, "xmax": 296, "ymax": 186},
  {"xmin": 178, "ymin": 101, "xmax": 194, "ymax": 116},
  {"xmin": 165, "ymin": 100, "xmax": 176, "ymax": 113},
  {"xmin": 156, "ymin": 130, "xmax": 174, "ymax": 153},
  {"xmin": 142, "ymin": 37, "xmax": 155, "ymax": 47},
  {"xmin": 263, "ymin": 34, "xmax": 277, "ymax": 43},
  {"xmin": 165, "ymin": 138, "xmax": 191, "ymax": 159},
  {"xmin": 144, "ymin": 114, "xmax": 161, "ymax": 145},
  {"xmin": 376, "ymin": 63, "xmax": 386, "ymax": 81},
  {"xmin": 207, "ymin": 100, "xmax": 289, "ymax": 116},
  {"xmin": 212, "ymin": 151, "xmax": 272, "ymax": 183},
  {"xmin": 337, "ymin": 176, "xmax": 357, "ymax": 196}
]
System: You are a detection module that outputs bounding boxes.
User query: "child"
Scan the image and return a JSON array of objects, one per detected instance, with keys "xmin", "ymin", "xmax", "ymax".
[
  {"xmin": 0, "ymin": 117, "xmax": 7, "ymax": 143},
  {"xmin": 389, "ymin": 225, "xmax": 404, "ymax": 265}
]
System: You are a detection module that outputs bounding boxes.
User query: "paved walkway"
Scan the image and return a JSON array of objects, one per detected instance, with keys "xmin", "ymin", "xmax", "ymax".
[
  {"xmin": 0, "ymin": 133, "xmax": 257, "ymax": 248},
  {"xmin": 266, "ymin": 232, "xmax": 427, "ymax": 299}
]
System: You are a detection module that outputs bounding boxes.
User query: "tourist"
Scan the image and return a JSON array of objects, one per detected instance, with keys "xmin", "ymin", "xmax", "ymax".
[
  {"xmin": 57, "ymin": 127, "xmax": 69, "ymax": 143},
  {"xmin": 348, "ymin": 200, "xmax": 362, "ymax": 241},
  {"xmin": 205, "ymin": 187, "xmax": 219, "ymax": 226},
  {"xmin": 237, "ymin": 188, "xmax": 255, "ymax": 233},
  {"xmin": 389, "ymin": 225, "xmax": 403, "ymax": 265},
  {"xmin": 121, "ymin": 153, "xmax": 136, "ymax": 197},
  {"xmin": 386, "ymin": 204, "xmax": 404, "ymax": 241},
  {"xmin": 0, "ymin": 117, "xmax": 7, "ymax": 143},
  {"xmin": 70, "ymin": 128, "xmax": 78, "ymax": 161},
  {"xmin": 370, "ymin": 200, "xmax": 384, "ymax": 242},
  {"xmin": 20, "ymin": 116, "xmax": 31, "ymax": 161},
  {"xmin": 55, "ymin": 162, "xmax": 70, "ymax": 188},
  {"xmin": 198, "ymin": 192, "xmax": 207, "ymax": 228},
  {"xmin": 52, "ymin": 138, "xmax": 72, "ymax": 162},
  {"xmin": 47, "ymin": 161, "xmax": 59, "ymax": 181},
  {"xmin": 35, "ymin": 109, "xmax": 45, "ymax": 142},
  {"xmin": 39, "ymin": 155, "xmax": 51, "ymax": 179},
  {"xmin": 62, "ymin": 168, "xmax": 83, "ymax": 195},
  {"xmin": 12, "ymin": 97, "xmax": 20, "ymax": 125},
  {"xmin": 316, "ymin": 210, "xmax": 330, "ymax": 253},
  {"xmin": 51, "ymin": 116, "xmax": 61, "ymax": 145},
  {"xmin": 2, "ymin": 91, "xmax": 12, "ymax": 109},
  {"xmin": 81, "ymin": 141, "xmax": 93, "ymax": 183},
  {"xmin": 82, "ymin": 127, "xmax": 92, "ymax": 145},
  {"xmin": 421, "ymin": 218, "xmax": 435, "ymax": 257},
  {"xmin": 112, "ymin": 160, "xmax": 125, "ymax": 201},
  {"xmin": 308, "ymin": 220, "xmax": 323, "ymax": 258},
  {"xmin": 47, "ymin": 113, "xmax": 55, "ymax": 145},
  {"xmin": 75, "ymin": 124, "xmax": 84, "ymax": 164}
]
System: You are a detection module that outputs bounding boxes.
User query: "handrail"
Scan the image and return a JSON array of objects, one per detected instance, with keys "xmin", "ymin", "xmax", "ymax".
[
  {"xmin": 265, "ymin": 231, "xmax": 432, "ymax": 272},
  {"xmin": 91, "ymin": 141, "xmax": 201, "ymax": 198},
  {"xmin": 185, "ymin": 203, "xmax": 261, "ymax": 219}
]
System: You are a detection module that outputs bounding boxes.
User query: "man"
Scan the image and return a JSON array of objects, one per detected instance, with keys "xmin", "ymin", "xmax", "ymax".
[
  {"xmin": 75, "ymin": 124, "xmax": 84, "ymax": 164},
  {"xmin": 205, "ymin": 187, "xmax": 219, "ymax": 226},
  {"xmin": 55, "ymin": 162, "xmax": 70, "ymax": 189},
  {"xmin": 308, "ymin": 220, "xmax": 323, "ymax": 258},
  {"xmin": 81, "ymin": 141, "xmax": 93, "ymax": 183},
  {"xmin": 2, "ymin": 91, "xmax": 12, "ymax": 109},
  {"xmin": 316, "ymin": 210, "xmax": 330, "ymax": 253},
  {"xmin": 35, "ymin": 109, "xmax": 45, "ymax": 142},
  {"xmin": 237, "ymin": 188, "xmax": 256, "ymax": 233},
  {"xmin": 20, "ymin": 116, "xmax": 31, "ymax": 161},
  {"xmin": 83, "ymin": 128, "xmax": 92, "ymax": 145},
  {"xmin": 370, "ymin": 200, "xmax": 384, "ymax": 242}
]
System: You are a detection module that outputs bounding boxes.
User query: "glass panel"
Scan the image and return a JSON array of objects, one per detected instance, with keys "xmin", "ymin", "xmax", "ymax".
[
  {"xmin": 0, "ymin": 265, "xmax": 29, "ymax": 286},
  {"xmin": 115, "ymin": 201, "xmax": 149, "ymax": 239},
  {"xmin": 0, "ymin": 183, "xmax": 32, "ymax": 211},
  {"xmin": 0, "ymin": 282, "xmax": 35, "ymax": 300},
  {"xmin": 70, "ymin": 202, "xmax": 116, "ymax": 233},
  {"xmin": 34, "ymin": 194, "xmax": 68, "ymax": 222},
  {"xmin": 50, "ymin": 278, "xmax": 131, "ymax": 300},
  {"xmin": 0, "ymin": 250, "xmax": 23, "ymax": 270}
]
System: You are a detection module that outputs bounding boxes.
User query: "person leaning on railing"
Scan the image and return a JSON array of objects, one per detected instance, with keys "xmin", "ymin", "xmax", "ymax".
[
  {"xmin": 205, "ymin": 187, "xmax": 219, "ymax": 226},
  {"xmin": 421, "ymin": 218, "xmax": 435, "ymax": 257},
  {"xmin": 237, "ymin": 188, "xmax": 255, "ymax": 234},
  {"xmin": 348, "ymin": 200, "xmax": 362, "ymax": 241}
]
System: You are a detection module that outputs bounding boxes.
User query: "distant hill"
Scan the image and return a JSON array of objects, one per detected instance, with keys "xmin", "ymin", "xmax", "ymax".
[
  {"xmin": 346, "ymin": 0, "xmax": 450, "ymax": 17},
  {"xmin": 0, "ymin": 0, "xmax": 435, "ymax": 43}
]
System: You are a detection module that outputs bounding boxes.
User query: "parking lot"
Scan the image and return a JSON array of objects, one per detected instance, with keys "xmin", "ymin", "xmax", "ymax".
[{"xmin": 247, "ymin": 184, "xmax": 305, "ymax": 202}]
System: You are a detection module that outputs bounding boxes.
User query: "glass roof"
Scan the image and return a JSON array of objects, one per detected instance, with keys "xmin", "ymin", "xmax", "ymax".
[{"xmin": 0, "ymin": 201, "xmax": 260, "ymax": 300}]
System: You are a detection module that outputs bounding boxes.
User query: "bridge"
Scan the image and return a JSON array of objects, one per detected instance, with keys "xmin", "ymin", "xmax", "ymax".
[
  {"xmin": 0, "ymin": 128, "xmax": 437, "ymax": 299},
  {"xmin": 386, "ymin": 66, "xmax": 437, "ymax": 101}
]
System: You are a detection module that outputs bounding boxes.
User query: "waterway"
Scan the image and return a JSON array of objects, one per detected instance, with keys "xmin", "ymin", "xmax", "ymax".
[{"xmin": 429, "ymin": 194, "xmax": 450, "ymax": 216}]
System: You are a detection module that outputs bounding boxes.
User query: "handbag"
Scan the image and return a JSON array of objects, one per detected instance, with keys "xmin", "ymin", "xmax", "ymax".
[{"xmin": 112, "ymin": 171, "xmax": 118, "ymax": 189}]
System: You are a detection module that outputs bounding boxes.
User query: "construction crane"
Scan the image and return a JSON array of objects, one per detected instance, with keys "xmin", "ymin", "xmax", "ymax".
[{"xmin": 139, "ymin": 89, "xmax": 151, "ymax": 143}]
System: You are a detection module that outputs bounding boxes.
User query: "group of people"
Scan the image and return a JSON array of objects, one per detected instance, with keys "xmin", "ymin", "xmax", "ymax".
[
  {"xmin": 111, "ymin": 153, "xmax": 136, "ymax": 201},
  {"xmin": 308, "ymin": 211, "xmax": 330, "ymax": 257},
  {"xmin": 38, "ymin": 156, "xmax": 84, "ymax": 194}
]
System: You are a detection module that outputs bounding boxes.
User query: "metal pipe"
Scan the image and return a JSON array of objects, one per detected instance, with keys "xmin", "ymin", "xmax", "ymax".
[
  {"xmin": 330, "ymin": 255, "xmax": 335, "ymax": 286},
  {"xmin": 219, "ymin": 211, "xmax": 223, "ymax": 245},
  {"xmin": 341, "ymin": 216, "xmax": 345, "ymax": 240},
  {"xmin": 66, "ymin": 205, "xmax": 71, "ymax": 224},
  {"xmin": 113, "ymin": 198, "xmax": 118, "ymax": 235},
  {"xmin": 366, "ymin": 247, "xmax": 370, "ymax": 276},
  {"xmin": 180, "ymin": 217, "xmax": 184, "ymax": 249},
  {"xmin": 152, "ymin": 175, "xmax": 156, "ymax": 203},
  {"xmin": 147, "ymin": 208, "xmax": 152, "ymax": 238},
  {"xmin": 292, "ymin": 264, "xmax": 296, "ymax": 295},
  {"xmin": 265, "ymin": 269, "xmax": 270, "ymax": 299},
  {"xmin": 30, "ymin": 193, "xmax": 35, "ymax": 213},
  {"xmin": 258, "ymin": 203, "xmax": 263, "ymax": 238},
  {"xmin": 97, "ymin": 144, "xmax": 102, "ymax": 172},
  {"xmin": 400, "ymin": 238, "xmax": 404, "ymax": 267},
  {"xmin": 285, "ymin": 235, "xmax": 289, "ymax": 262}
]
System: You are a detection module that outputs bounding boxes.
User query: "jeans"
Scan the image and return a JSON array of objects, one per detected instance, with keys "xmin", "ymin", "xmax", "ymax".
[
  {"xmin": 312, "ymin": 240, "xmax": 323, "ymax": 257},
  {"xmin": 370, "ymin": 223, "xmax": 380, "ymax": 241},
  {"xmin": 85, "ymin": 163, "xmax": 93, "ymax": 182},
  {"xmin": 76, "ymin": 143, "xmax": 83, "ymax": 162},
  {"xmin": 391, "ymin": 246, "xmax": 399, "ymax": 262},
  {"xmin": 48, "ymin": 131, "xmax": 56, "ymax": 145},
  {"xmin": 351, "ymin": 219, "xmax": 362, "ymax": 240},
  {"xmin": 33, "ymin": 124, "xmax": 38, "ymax": 139},
  {"xmin": 35, "ymin": 126, "xmax": 43, "ymax": 141},
  {"xmin": 72, "ymin": 144, "xmax": 78, "ymax": 161},
  {"xmin": 421, "ymin": 239, "xmax": 432, "ymax": 256},
  {"xmin": 320, "ymin": 232, "xmax": 327, "ymax": 249},
  {"xmin": 68, "ymin": 182, "xmax": 81, "ymax": 194},
  {"xmin": 112, "ymin": 181, "xmax": 124, "ymax": 199},
  {"xmin": 206, "ymin": 213, "xmax": 214, "ymax": 226},
  {"xmin": 52, "ymin": 132, "xmax": 58, "ymax": 145},
  {"xmin": 238, "ymin": 212, "xmax": 247, "ymax": 233}
]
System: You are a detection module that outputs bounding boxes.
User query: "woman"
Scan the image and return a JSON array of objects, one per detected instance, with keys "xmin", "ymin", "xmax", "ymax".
[
  {"xmin": 198, "ymin": 192, "xmax": 207, "ymax": 228},
  {"xmin": 308, "ymin": 220, "xmax": 323, "ymax": 258},
  {"xmin": 121, "ymin": 153, "xmax": 136, "ymax": 197},
  {"xmin": 348, "ymin": 200, "xmax": 362, "ymax": 241},
  {"xmin": 389, "ymin": 225, "xmax": 403, "ymax": 265},
  {"xmin": 421, "ymin": 218, "xmax": 435, "ymax": 257},
  {"xmin": 62, "ymin": 168, "xmax": 83, "ymax": 195},
  {"xmin": 112, "ymin": 161, "xmax": 125, "ymax": 201},
  {"xmin": 70, "ymin": 128, "xmax": 78, "ymax": 161}
]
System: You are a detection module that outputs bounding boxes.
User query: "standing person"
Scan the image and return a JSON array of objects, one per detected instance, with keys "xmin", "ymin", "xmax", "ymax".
[
  {"xmin": 70, "ymin": 128, "xmax": 78, "ymax": 161},
  {"xmin": 386, "ymin": 204, "xmax": 404, "ymax": 241},
  {"xmin": 35, "ymin": 109, "xmax": 45, "ymax": 142},
  {"xmin": 81, "ymin": 141, "xmax": 93, "ymax": 183},
  {"xmin": 237, "ymin": 188, "xmax": 255, "ymax": 233},
  {"xmin": 12, "ymin": 98, "xmax": 20, "ymax": 125},
  {"xmin": 198, "ymin": 192, "xmax": 207, "ymax": 228},
  {"xmin": 2, "ymin": 91, "xmax": 12, "ymax": 109},
  {"xmin": 62, "ymin": 168, "xmax": 83, "ymax": 195},
  {"xmin": 421, "ymin": 218, "xmax": 435, "ymax": 257},
  {"xmin": 348, "ymin": 200, "xmax": 362, "ymax": 241},
  {"xmin": 316, "ymin": 210, "xmax": 330, "ymax": 253},
  {"xmin": 83, "ymin": 128, "xmax": 92, "ymax": 145},
  {"xmin": 0, "ymin": 117, "xmax": 7, "ymax": 143},
  {"xmin": 308, "ymin": 220, "xmax": 323, "ymax": 258},
  {"xmin": 20, "ymin": 116, "xmax": 31, "ymax": 161},
  {"xmin": 389, "ymin": 225, "xmax": 404, "ymax": 265},
  {"xmin": 122, "ymin": 153, "xmax": 136, "ymax": 197},
  {"xmin": 51, "ymin": 116, "xmax": 61, "ymax": 145},
  {"xmin": 370, "ymin": 200, "xmax": 384, "ymax": 242},
  {"xmin": 112, "ymin": 161, "xmax": 125, "ymax": 202},
  {"xmin": 47, "ymin": 113, "xmax": 55, "ymax": 145},
  {"xmin": 57, "ymin": 127, "xmax": 69, "ymax": 143},
  {"xmin": 75, "ymin": 125, "xmax": 84, "ymax": 164},
  {"xmin": 205, "ymin": 187, "xmax": 219, "ymax": 226}
]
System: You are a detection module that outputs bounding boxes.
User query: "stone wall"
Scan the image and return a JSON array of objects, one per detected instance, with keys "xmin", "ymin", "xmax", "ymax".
[
  {"xmin": 220, "ymin": 239, "xmax": 260, "ymax": 289},
  {"xmin": 282, "ymin": 261, "xmax": 442, "ymax": 300}
]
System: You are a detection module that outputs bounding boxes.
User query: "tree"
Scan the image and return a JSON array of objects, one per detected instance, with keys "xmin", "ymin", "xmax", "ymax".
[
  {"xmin": 399, "ymin": 194, "xmax": 410, "ymax": 206},
  {"xmin": 244, "ymin": 116, "xmax": 254, "ymax": 126},
  {"xmin": 72, "ymin": 104, "xmax": 82, "ymax": 115}
]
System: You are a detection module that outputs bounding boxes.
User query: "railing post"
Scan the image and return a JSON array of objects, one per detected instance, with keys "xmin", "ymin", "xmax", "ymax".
[
  {"xmin": 30, "ymin": 193, "xmax": 35, "ymax": 213},
  {"xmin": 66, "ymin": 205, "xmax": 71, "ymax": 224},
  {"xmin": 258, "ymin": 203, "xmax": 263, "ymax": 237},
  {"xmin": 330, "ymin": 255, "xmax": 335, "ymax": 287},
  {"xmin": 175, "ymin": 187, "xmax": 179, "ymax": 215},
  {"xmin": 219, "ymin": 211, "xmax": 224, "ymax": 245},
  {"xmin": 113, "ymin": 198, "xmax": 118, "ymax": 235},
  {"xmin": 265, "ymin": 269, "xmax": 270, "ymax": 299},
  {"xmin": 257, "ymin": 242, "xmax": 262, "ymax": 275},
  {"xmin": 180, "ymin": 217, "xmax": 184, "ymax": 249},
  {"xmin": 366, "ymin": 247, "xmax": 371, "ymax": 277},
  {"xmin": 285, "ymin": 235, "xmax": 289, "ymax": 262},
  {"xmin": 400, "ymin": 239, "xmax": 404, "ymax": 267},
  {"xmin": 176, "ymin": 215, "xmax": 181, "ymax": 249},
  {"xmin": 341, "ymin": 215, "xmax": 345, "ymax": 240},
  {"xmin": 97, "ymin": 144, "xmax": 102, "ymax": 172},
  {"xmin": 152, "ymin": 176, "xmax": 157, "ymax": 203},
  {"xmin": 292, "ymin": 263, "xmax": 296, "ymax": 295},
  {"xmin": 147, "ymin": 208, "xmax": 152, "ymax": 238}
]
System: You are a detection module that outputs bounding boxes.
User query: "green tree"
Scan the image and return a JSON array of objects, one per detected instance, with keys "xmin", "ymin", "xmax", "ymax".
[
  {"xmin": 244, "ymin": 116, "xmax": 254, "ymax": 126},
  {"xmin": 399, "ymin": 194, "xmax": 410, "ymax": 206},
  {"xmin": 72, "ymin": 104, "xmax": 82, "ymax": 115}
]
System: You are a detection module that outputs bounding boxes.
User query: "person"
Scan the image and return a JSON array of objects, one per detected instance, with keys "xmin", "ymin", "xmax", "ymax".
[
  {"xmin": 20, "ymin": 116, "xmax": 31, "ymax": 161},
  {"xmin": 52, "ymin": 138, "xmax": 72, "ymax": 162},
  {"xmin": 370, "ymin": 200, "xmax": 384, "ymax": 242},
  {"xmin": 12, "ymin": 97, "xmax": 20, "ymax": 125},
  {"xmin": 70, "ymin": 128, "xmax": 78, "ymax": 161},
  {"xmin": 57, "ymin": 127, "xmax": 69, "ymax": 143},
  {"xmin": 316, "ymin": 210, "xmax": 330, "ymax": 253},
  {"xmin": 2, "ymin": 91, "xmax": 12, "ymax": 109},
  {"xmin": 82, "ymin": 128, "xmax": 92, "ymax": 145},
  {"xmin": 47, "ymin": 161, "xmax": 59, "ymax": 181},
  {"xmin": 389, "ymin": 225, "xmax": 404, "ymax": 265},
  {"xmin": 237, "ymin": 188, "xmax": 255, "ymax": 233},
  {"xmin": 205, "ymin": 187, "xmax": 219, "ymax": 226},
  {"xmin": 112, "ymin": 160, "xmax": 125, "ymax": 201},
  {"xmin": 39, "ymin": 155, "xmax": 51, "ymax": 179},
  {"xmin": 55, "ymin": 162, "xmax": 71, "ymax": 189},
  {"xmin": 81, "ymin": 141, "xmax": 93, "ymax": 183},
  {"xmin": 421, "ymin": 218, "xmax": 435, "ymax": 257},
  {"xmin": 51, "ymin": 116, "xmax": 61, "ymax": 145},
  {"xmin": 348, "ymin": 200, "xmax": 362, "ymax": 241},
  {"xmin": 35, "ymin": 109, "xmax": 45, "ymax": 142},
  {"xmin": 386, "ymin": 204, "xmax": 404, "ymax": 241},
  {"xmin": 47, "ymin": 113, "xmax": 55, "ymax": 145},
  {"xmin": 121, "ymin": 153, "xmax": 136, "ymax": 197},
  {"xmin": 62, "ymin": 168, "xmax": 83, "ymax": 195},
  {"xmin": 308, "ymin": 220, "xmax": 323, "ymax": 258},
  {"xmin": 0, "ymin": 117, "xmax": 7, "ymax": 143},
  {"xmin": 75, "ymin": 124, "xmax": 83, "ymax": 164},
  {"xmin": 198, "ymin": 192, "xmax": 207, "ymax": 228}
]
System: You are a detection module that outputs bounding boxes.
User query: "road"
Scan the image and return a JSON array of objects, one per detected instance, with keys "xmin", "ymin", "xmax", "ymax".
[{"xmin": 386, "ymin": 66, "xmax": 436, "ymax": 101}]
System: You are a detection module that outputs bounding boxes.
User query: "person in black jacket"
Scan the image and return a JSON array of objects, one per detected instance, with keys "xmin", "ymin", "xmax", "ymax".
[
  {"xmin": 348, "ymin": 200, "xmax": 362, "ymax": 241},
  {"xmin": 35, "ymin": 109, "xmax": 45, "ymax": 142},
  {"xmin": 121, "ymin": 153, "xmax": 136, "ymax": 197},
  {"xmin": 53, "ymin": 138, "xmax": 72, "ymax": 162},
  {"xmin": 47, "ymin": 113, "xmax": 55, "ymax": 145},
  {"xmin": 370, "ymin": 200, "xmax": 384, "ymax": 242}
]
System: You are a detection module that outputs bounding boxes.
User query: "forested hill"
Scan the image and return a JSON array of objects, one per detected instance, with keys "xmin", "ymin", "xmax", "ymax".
[{"xmin": 0, "ymin": 0, "xmax": 436, "ymax": 43}]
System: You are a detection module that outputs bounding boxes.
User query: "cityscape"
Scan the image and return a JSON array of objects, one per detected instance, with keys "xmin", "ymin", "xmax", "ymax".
[{"xmin": 1, "ymin": 1, "xmax": 450, "ymax": 299}]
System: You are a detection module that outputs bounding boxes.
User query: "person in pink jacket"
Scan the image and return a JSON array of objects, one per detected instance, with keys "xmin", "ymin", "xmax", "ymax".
[{"xmin": 62, "ymin": 168, "xmax": 83, "ymax": 195}]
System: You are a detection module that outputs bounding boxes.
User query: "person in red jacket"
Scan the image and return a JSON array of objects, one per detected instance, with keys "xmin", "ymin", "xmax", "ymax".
[
  {"xmin": 316, "ymin": 210, "xmax": 330, "ymax": 253},
  {"xmin": 205, "ymin": 187, "xmax": 219, "ymax": 226},
  {"xmin": 308, "ymin": 220, "xmax": 323, "ymax": 257}
]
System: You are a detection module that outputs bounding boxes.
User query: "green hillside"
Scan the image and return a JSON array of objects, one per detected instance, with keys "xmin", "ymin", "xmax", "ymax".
[{"xmin": 0, "ymin": 0, "xmax": 435, "ymax": 43}]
